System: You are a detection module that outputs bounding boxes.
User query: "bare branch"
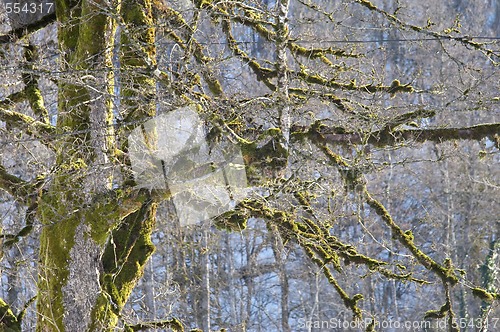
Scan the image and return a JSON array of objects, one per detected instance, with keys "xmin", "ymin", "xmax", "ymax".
[
  {"xmin": 374, "ymin": 123, "xmax": 500, "ymax": 146},
  {"xmin": 125, "ymin": 317, "xmax": 183, "ymax": 331},
  {"xmin": 155, "ymin": 3, "xmax": 224, "ymax": 95},
  {"xmin": 292, "ymin": 121, "xmax": 500, "ymax": 147},
  {"xmin": 356, "ymin": 0, "xmax": 500, "ymax": 62}
]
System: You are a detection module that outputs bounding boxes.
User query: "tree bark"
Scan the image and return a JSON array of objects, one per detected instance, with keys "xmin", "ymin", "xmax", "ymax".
[
  {"xmin": 276, "ymin": 0, "xmax": 291, "ymax": 150},
  {"xmin": 36, "ymin": 1, "xmax": 157, "ymax": 331}
]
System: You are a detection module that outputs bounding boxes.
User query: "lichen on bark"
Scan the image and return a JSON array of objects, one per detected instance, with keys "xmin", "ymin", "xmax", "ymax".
[
  {"xmin": 86, "ymin": 0, "xmax": 160, "ymax": 330},
  {"xmin": 36, "ymin": 0, "xmax": 119, "ymax": 330}
]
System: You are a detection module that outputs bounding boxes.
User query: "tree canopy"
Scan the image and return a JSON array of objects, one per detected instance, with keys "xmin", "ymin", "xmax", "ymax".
[{"xmin": 0, "ymin": 0, "xmax": 499, "ymax": 331}]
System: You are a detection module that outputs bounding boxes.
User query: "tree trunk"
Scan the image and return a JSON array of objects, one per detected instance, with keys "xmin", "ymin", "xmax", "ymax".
[
  {"xmin": 275, "ymin": 0, "xmax": 291, "ymax": 148},
  {"xmin": 36, "ymin": 1, "xmax": 157, "ymax": 331}
]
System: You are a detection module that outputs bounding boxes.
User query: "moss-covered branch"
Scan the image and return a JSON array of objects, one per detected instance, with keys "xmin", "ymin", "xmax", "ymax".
[
  {"xmin": 36, "ymin": 183, "xmax": 164, "ymax": 331},
  {"xmin": 307, "ymin": 134, "xmax": 459, "ymax": 287},
  {"xmin": 22, "ymin": 44, "xmax": 49, "ymax": 123},
  {"xmin": 296, "ymin": 70, "xmax": 414, "ymax": 95},
  {"xmin": 204, "ymin": 1, "xmax": 276, "ymax": 41},
  {"xmin": 154, "ymin": 2, "xmax": 223, "ymax": 95},
  {"xmin": 382, "ymin": 123, "xmax": 500, "ymax": 145},
  {"xmin": 209, "ymin": 0, "xmax": 358, "ymax": 63},
  {"xmin": 289, "ymin": 88, "xmax": 374, "ymax": 119},
  {"xmin": 291, "ymin": 121, "xmax": 500, "ymax": 147},
  {"xmin": 424, "ymin": 282, "xmax": 457, "ymax": 331},
  {"xmin": 36, "ymin": 1, "xmax": 122, "ymax": 330},
  {"xmin": 0, "ymin": 105, "xmax": 55, "ymax": 138},
  {"xmin": 288, "ymin": 42, "xmax": 360, "ymax": 64},
  {"xmin": 303, "ymin": 243, "xmax": 363, "ymax": 319},
  {"xmin": 234, "ymin": 196, "xmax": 428, "ymax": 318},
  {"xmin": 297, "ymin": 216, "xmax": 386, "ymax": 270},
  {"xmin": 124, "ymin": 318, "xmax": 184, "ymax": 331},
  {"xmin": 363, "ymin": 190, "xmax": 458, "ymax": 285},
  {"xmin": 0, "ymin": 91, "xmax": 55, "ymax": 139},
  {"xmin": 55, "ymin": 0, "xmax": 81, "ymax": 64},
  {"xmin": 380, "ymin": 109, "xmax": 436, "ymax": 133},
  {"xmin": 0, "ymin": 163, "xmax": 40, "ymax": 204},
  {"xmin": 0, "ymin": 298, "xmax": 21, "ymax": 332},
  {"xmin": 221, "ymin": 18, "xmax": 276, "ymax": 91},
  {"xmin": 91, "ymin": 201, "xmax": 157, "ymax": 330},
  {"xmin": 84, "ymin": 2, "xmax": 162, "ymax": 330},
  {"xmin": 0, "ymin": 163, "xmax": 28, "ymax": 200},
  {"xmin": 118, "ymin": 0, "xmax": 156, "ymax": 127},
  {"xmin": 296, "ymin": 0, "xmax": 335, "ymax": 23}
]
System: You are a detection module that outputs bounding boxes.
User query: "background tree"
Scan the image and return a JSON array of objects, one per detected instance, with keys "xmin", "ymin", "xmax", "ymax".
[{"xmin": 0, "ymin": 0, "xmax": 499, "ymax": 331}]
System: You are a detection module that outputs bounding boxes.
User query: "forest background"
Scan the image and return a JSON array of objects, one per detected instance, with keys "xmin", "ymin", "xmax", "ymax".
[{"xmin": 0, "ymin": 0, "xmax": 499, "ymax": 331}]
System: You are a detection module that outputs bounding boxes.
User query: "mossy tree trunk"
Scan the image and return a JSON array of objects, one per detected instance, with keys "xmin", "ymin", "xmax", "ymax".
[{"xmin": 36, "ymin": 1, "xmax": 158, "ymax": 331}]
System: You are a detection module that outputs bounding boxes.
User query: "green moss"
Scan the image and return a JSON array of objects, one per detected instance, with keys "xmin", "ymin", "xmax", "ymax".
[
  {"xmin": 329, "ymin": 252, "xmax": 342, "ymax": 272},
  {"xmin": 88, "ymin": 292, "xmax": 119, "ymax": 332},
  {"xmin": 22, "ymin": 45, "xmax": 49, "ymax": 122},
  {"xmin": 74, "ymin": 1, "xmax": 108, "ymax": 65},
  {"xmin": 326, "ymin": 269, "xmax": 362, "ymax": 319},
  {"xmin": 424, "ymin": 309, "xmax": 446, "ymax": 319},
  {"xmin": 90, "ymin": 1, "xmax": 158, "ymax": 324},
  {"xmin": 24, "ymin": 84, "xmax": 47, "ymax": 119},
  {"xmin": 358, "ymin": 0, "xmax": 377, "ymax": 10},
  {"xmin": 37, "ymin": 192, "xmax": 80, "ymax": 331},
  {"xmin": 0, "ymin": 298, "xmax": 20, "ymax": 332},
  {"xmin": 404, "ymin": 230, "xmax": 414, "ymax": 242},
  {"xmin": 103, "ymin": 274, "xmax": 125, "ymax": 308},
  {"xmin": 425, "ymin": 302, "xmax": 450, "ymax": 320},
  {"xmin": 319, "ymin": 145, "xmax": 349, "ymax": 167},
  {"xmin": 257, "ymin": 139, "xmax": 289, "ymax": 167},
  {"xmin": 472, "ymin": 287, "xmax": 498, "ymax": 302},
  {"xmin": 119, "ymin": 0, "xmax": 156, "ymax": 105},
  {"xmin": 194, "ymin": 0, "xmax": 213, "ymax": 9},
  {"xmin": 364, "ymin": 191, "xmax": 459, "ymax": 285},
  {"xmin": 120, "ymin": 0, "xmax": 155, "ymax": 68},
  {"xmin": 87, "ymin": 212, "xmax": 117, "ymax": 245},
  {"xmin": 387, "ymin": 79, "xmax": 414, "ymax": 96},
  {"xmin": 366, "ymin": 319, "xmax": 376, "ymax": 332},
  {"xmin": 221, "ymin": 18, "xmax": 276, "ymax": 89},
  {"xmin": 92, "ymin": 202, "xmax": 156, "ymax": 329},
  {"xmin": 55, "ymin": 0, "xmax": 81, "ymax": 60},
  {"xmin": 169, "ymin": 318, "xmax": 184, "ymax": 331},
  {"xmin": 206, "ymin": 76, "xmax": 223, "ymax": 96},
  {"xmin": 289, "ymin": 43, "xmax": 358, "ymax": 60},
  {"xmin": 349, "ymin": 294, "xmax": 364, "ymax": 305},
  {"xmin": 85, "ymin": 191, "xmax": 130, "ymax": 245},
  {"xmin": 214, "ymin": 211, "xmax": 248, "ymax": 232},
  {"xmin": 300, "ymin": 215, "xmax": 321, "ymax": 233}
]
